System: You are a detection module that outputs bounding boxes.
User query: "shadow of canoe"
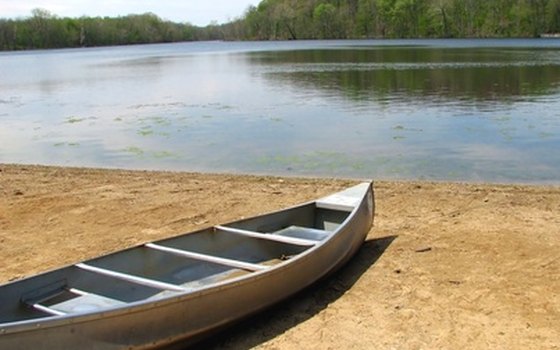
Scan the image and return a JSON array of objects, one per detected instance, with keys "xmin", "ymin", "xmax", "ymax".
[{"xmin": 192, "ymin": 235, "xmax": 397, "ymax": 349}]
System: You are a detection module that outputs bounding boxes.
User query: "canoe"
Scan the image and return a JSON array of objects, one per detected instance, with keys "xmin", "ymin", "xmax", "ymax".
[{"xmin": 0, "ymin": 182, "xmax": 374, "ymax": 349}]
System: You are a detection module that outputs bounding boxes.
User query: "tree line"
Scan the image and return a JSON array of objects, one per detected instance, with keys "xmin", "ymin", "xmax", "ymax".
[
  {"xmin": 2, "ymin": 1, "xmax": 560, "ymax": 51},
  {"xmin": 232, "ymin": 0, "xmax": 560, "ymax": 40},
  {"xmin": 0, "ymin": 9, "xmax": 210, "ymax": 50}
]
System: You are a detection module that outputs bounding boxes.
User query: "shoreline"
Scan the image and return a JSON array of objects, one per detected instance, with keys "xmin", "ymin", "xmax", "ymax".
[
  {"xmin": 1, "ymin": 164, "xmax": 558, "ymax": 349},
  {"xmin": 3, "ymin": 162, "xmax": 559, "ymax": 188}
]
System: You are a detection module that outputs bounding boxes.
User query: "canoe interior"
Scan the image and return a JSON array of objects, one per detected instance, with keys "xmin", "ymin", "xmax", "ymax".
[{"xmin": 0, "ymin": 203, "xmax": 352, "ymax": 324}]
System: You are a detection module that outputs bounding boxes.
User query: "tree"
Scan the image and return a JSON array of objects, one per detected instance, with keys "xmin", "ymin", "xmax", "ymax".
[
  {"xmin": 356, "ymin": 0, "xmax": 378, "ymax": 37},
  {"xmin": 314, "ymin": 3, "xmax": 338, "ymax": 38},
  {"xmin": 527, "ymin": 0, "xmax": 550, "ymax": 35},
  {"xmin": 29, "ymin": 8, "xmax": 56, "ymax": 48},
  {"xmin": 547, "ymin": 0, "xmax": 560, "ymax": 32},
  {"xmin": 273, "ymin": 1, "xmax": 300, "ymax": 39}
]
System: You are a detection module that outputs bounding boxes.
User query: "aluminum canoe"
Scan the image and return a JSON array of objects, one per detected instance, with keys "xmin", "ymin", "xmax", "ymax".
[{"xmin": 0, "ymin": 182, "xmax": 374, "ymax": 349}]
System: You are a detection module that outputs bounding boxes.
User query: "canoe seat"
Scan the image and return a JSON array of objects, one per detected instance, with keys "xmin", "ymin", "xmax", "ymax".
[
  {"xmin": 48, "ymin": 289, "xmax": 126, "ymax": 314},
  {"xmin": 273, "ymin": 226, "xmax": 330, "ymax": 241},
  {"xmin": 26, "ymin": 287, "xmax": 126, "ymax": 316}
]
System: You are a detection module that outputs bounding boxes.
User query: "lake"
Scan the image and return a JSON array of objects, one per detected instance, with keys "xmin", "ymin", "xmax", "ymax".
[{"xmin": 1, "ymin": 39, "xmax": 560, "ymax": 183}]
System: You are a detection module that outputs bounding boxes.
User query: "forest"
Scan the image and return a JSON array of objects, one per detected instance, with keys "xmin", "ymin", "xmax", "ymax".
[
  {"xmin": 0, "ymin": 9, "xmax": 201, "ymax": 50},
  {"xmin": 1, "ymin": 0, "xmax": 560, "ymax": 50},
  {"xmin": 233, "ymin": 0, "xmax": 560, "ymax": 40}
]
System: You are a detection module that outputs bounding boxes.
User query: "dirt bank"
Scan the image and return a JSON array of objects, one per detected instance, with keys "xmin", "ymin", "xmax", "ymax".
[{"xmin": 1, "ymin": 164, "xmax": 558, "ymax": 349}]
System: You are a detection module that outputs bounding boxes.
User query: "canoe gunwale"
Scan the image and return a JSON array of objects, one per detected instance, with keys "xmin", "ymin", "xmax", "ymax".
[{"xmin": 0, "ymin": 182, "xmax": 374, "ymax": 340}]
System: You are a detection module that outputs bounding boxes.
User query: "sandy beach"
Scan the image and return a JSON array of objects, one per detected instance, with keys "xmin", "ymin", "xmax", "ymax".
[{"xmin": 0, "ymin": 164, "xmax": 558, "ymax": 349}]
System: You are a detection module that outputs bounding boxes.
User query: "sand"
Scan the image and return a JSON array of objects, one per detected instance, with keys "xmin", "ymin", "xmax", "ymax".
[{"xmin": 0, "ymin": 164, "xmax": 558, "ymax": 349}]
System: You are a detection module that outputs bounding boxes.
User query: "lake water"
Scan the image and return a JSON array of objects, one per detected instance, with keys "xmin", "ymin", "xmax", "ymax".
[{"xmin": 1, "ymin": 39, "xmax": 560, "ymax": 183}]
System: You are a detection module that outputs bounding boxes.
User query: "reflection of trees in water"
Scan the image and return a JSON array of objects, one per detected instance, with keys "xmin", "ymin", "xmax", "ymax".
[{"xmin": 252, "ymin": 48, "xmax": 560, "ymax": 104}]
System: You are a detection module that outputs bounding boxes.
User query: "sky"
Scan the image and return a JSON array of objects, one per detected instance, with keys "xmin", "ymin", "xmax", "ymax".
[{"xmin": 0, "ymin": 0, "xmax": 261, "ymax": 26}]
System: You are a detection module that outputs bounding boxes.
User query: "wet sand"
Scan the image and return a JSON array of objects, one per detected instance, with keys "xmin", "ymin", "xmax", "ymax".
[{"xmin": 1, "ymin": 164, "xmax": 558, "ymax": 349}]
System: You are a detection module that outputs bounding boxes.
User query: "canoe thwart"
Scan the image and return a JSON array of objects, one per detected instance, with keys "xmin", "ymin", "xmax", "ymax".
[
  {"xmin": 145, "ymin": 243, "xmax": 268, "ymax": 272},
  {"xmin": 75, "ymin": 263, "xmax": 188, "ymax": 292},
  {"xmin": 31, "ymin": 303, "xmax": 67, "ymax": 317},
  {"xmin": 214, "ymin": 225, "xmax": 319, "ymax": 246}
]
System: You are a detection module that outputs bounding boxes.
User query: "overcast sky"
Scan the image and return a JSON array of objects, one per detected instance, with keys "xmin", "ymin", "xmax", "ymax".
[{"xmin": 0, "ymin": 0, "xmax": 261, "ymax": 26}]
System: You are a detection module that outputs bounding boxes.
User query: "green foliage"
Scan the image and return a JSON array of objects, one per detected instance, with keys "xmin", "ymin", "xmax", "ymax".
[
  {"xmin": 2, "ymin": 1, "xmax": 560, "ymax": 50},
  {"xmin": 0, "ymin": 9, "xmax": 197, "ymax": 50},
  {"xmin": 314, "ymin": 3, "xmax": 338, "ymax": 38},
  {"xmin": 230, "ymin": 0, "xmax": 560, "ymax": 40}
]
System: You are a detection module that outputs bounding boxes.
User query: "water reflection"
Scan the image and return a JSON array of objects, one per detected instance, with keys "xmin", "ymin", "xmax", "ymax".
[
  {"xmin": 1, "ymin": 40, "xmax": 560, "ymax": 183},
  {"xmin": 251, "ymin": 47, "xmax": 560, "ymax": 107}
]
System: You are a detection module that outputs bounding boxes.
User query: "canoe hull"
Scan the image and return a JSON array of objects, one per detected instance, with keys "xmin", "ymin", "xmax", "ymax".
[{"xmin": 0, "ymin": 183, "xmax": 374, "ymax": 349}]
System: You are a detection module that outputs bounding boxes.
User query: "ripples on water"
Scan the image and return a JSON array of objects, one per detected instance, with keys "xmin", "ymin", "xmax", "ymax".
[
  {"xmin": 263, "ymin": 61, "xmax": 560, "ymax": 73},
  {"xmin": 1, "ymin": 39, "xmax": 560, "ymax": 183}
]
